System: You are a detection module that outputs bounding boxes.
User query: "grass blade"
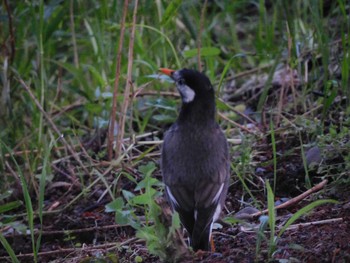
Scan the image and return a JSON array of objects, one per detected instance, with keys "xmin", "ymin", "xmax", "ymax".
[
  {"xmin": 1, "ymin": 141, "xmax": 37, "ymax": 262},
  {"xmin": 278, "ymin": 199, "xmax": 338, "ymax": 237},
  {"xmin": 0, "ymin": 233, "xmax": 19, "ymax": 263},
  {"xmin": 266, "ymin": 181, "xmax": 276, "ymax": 257}
]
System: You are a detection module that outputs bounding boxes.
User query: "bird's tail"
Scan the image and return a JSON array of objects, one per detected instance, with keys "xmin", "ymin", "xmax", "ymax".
[{"xmin": 191, "ymin": 222, "xmax": 212, "ymax": 251}]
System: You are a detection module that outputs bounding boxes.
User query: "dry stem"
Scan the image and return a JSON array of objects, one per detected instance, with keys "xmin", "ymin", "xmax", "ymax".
[{"xmin": 108, "ymin": 0, "xmax": 129, "ymax": 160}]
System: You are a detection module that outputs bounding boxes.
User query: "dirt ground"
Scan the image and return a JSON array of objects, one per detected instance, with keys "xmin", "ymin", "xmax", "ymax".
[{"xmin": 1, "ymin": 170, "xmax": 349, "ymax": 263}]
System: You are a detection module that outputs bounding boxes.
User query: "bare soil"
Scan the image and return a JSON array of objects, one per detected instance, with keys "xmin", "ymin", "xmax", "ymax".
[{"xmin": 1, "ymin": 166, "xmax": 349, "ymax": 263}]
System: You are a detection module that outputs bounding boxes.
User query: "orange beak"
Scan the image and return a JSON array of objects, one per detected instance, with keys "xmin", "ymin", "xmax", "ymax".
[{"xmin": 159, "ymin": 68, "xmax": 175, "ymax": 76}]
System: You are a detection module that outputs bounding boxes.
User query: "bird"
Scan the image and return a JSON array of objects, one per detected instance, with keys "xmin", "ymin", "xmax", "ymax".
[{"xmin": 159, "ymin": 68, "xmax": 230, "ymax": 251}]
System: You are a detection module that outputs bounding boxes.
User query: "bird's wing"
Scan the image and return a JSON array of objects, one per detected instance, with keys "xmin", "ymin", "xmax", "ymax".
[
  {"xmin": 164, "ymin": 184, "xmax": 196, "ymax": 235},
  {"xmin": 163, "ymin": 153, "xmax": 230, "ymax": 243},
  {"xmin": 161, "ymin": 124, "xmax": 230, "ymax": 245}
]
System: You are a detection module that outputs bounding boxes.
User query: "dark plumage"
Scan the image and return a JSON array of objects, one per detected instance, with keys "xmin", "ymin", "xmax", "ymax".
[{"xmin": 160, "ymin": 68, "xmax": 230, "ymax": 251}]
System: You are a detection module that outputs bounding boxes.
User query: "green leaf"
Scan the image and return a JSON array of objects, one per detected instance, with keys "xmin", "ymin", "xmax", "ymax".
[
  {"xmin": 130, "ymin": 188, "xmax": 157, "ymax": 205},
  {"xmin": 222, "ymin": 216, "xmax": 242, "ymax": 225},
  {"xmin": 167, "ymin": 211, "xmax": 181, "ymax": 238},
  {"xmin": 183, "ymin": 47, "xmax": 221, "ymax": 58},
  {"xmin": 115, "ymin": 210, "xmax": 132, "ymax": 225},
  {"xmin": 85, "ymin": 102, "xmax": 103, "ymax": 114},
  {"xmin": 105, "ymin": 197, "xmax": 124, "ymax": 212},
  {"xmin": 135, "ymin": 177, "xmax": 160, "ymax": 191},
  {"xmin": 122, "ymin": 190, "xmax": 135, "ymax": 201},
  {"xmin": 215, "ymin": 98, "xmax": 231, "ymax": 111},
  {"xmin": 0, "ymin": 201, "xmax": 22, "ymax": 214},
  {"xmin": 86, "ymin": 65, "xmax": 106, "ymax": 88},
  {"xmin": 0, "ymin": 233, "xmax": 19, "ymax": 263},
  {"xmin": 138, "ymin": 162, "xmax": 157, "ymax": 177},
  {"xmin": 160, "ymin": 0, "xmax": 183, "ymax": 25},
  {"xmin": 266, "ymin": 181, "xmax": 277, "ymax": 257}
]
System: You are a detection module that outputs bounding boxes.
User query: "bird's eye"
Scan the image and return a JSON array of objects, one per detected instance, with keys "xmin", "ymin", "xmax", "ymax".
[{"xmin": 178, "ymin": 78, "xmax": 185, "ymax": 85}]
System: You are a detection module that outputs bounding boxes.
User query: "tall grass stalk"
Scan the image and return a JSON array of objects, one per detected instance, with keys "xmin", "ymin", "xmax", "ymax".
[
  {"xmin": 134, "ymin": 24, "xmax": 181, "ymax": 68},
  {"xmin": 269, "ymin": 118, "xmax": 277, "ymax": 193},
  {"xmin": 35, "ymin": 136, "xmax": 54, "ymax": 255},
  {"xmin": 266, "ymin": 181, "xmax": 277, "ymax": 258},
  {"xmin": 108, "ymin": 0, "xmax": 129, "ymax": 160},
  {"xmin": 1, "ymin": 141, "xmax": 37, "ymax": 262},
  {"xmin": 257, "ymin": 55, "xmax": 281, "ymax": 112},
  {"xmin": 38, "ymin": 0, "xmax": 45, "ymax": 142},
  {"xmin": 116, "ymin": 0, "xmax": 139, "ymax": 161}
]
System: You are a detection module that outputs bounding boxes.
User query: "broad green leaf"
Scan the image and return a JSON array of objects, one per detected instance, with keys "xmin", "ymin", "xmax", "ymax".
[
  {"xmin": 130, "ymin": 188, "xmax": 157, "ymax": 205},
  {"xmin": 122, "ymin": 190, "xmax": 135, "ymax": 201},
  {"xmin": 105, "ymin": 197, "xmax": 124, "ymax": 212},
  {"xmin": 115, "ymin": 210, "xmax": 132, "ymax": 225},
  {"xmin": 138, "ymin": 162, "xmax": 157, "ymax": 177},
  {"xmin": 135, "ymin": 177, "xmax": 161, "ymax": 191}
]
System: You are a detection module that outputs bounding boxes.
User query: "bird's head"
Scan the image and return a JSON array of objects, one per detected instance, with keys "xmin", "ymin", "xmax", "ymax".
[{"xmin": 159, "ymin": 68, "xmax": 213, "ymax": 104}]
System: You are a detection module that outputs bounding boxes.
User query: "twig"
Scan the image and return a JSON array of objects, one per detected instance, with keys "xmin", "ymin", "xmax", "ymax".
[
  {"xmin": 108, "ymin": 0, "xmax": 129, "ymax": 160},
  {"xmin": 240, "ymin": 217, "xmax": 343, "ymax": 233},
  {"xmin": 0, "ymin": 242, "xmax": 124, "ymax": 260},
  {"xmin": 106, "ymin": 237, "xmax": 142, "ymax": 251},
  {"xmin": 251, "ymin": 179, "xmax": 328, "ymax": 218},
  {"xmin": 116, "ymin": 0, "xmax": 138, "ymax": 158},
  {"xmin": 282, "ymin": 217, "xmax": 343, "ymax": 231},
  {"xmin": 3, "ymin": 224, "xmax": 130, "ymax": 238},
  {"xmin": 217, "ymin": 98, "xmax": 259, "ymax": 127},
  {"xmin": 218, "ymin": 112, "xmax": 254, "ymax": 134}
]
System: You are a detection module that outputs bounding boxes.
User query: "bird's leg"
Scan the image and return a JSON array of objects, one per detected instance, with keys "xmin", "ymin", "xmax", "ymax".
[{"xmin": 210, "ymin": 234, "xmax": 216, "ymax": 252}]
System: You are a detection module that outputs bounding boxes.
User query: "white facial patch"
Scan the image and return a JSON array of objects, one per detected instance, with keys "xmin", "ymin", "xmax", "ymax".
[{"xmin": 177, "ymin": 83, "xmax": 195, "ymax": 103}]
